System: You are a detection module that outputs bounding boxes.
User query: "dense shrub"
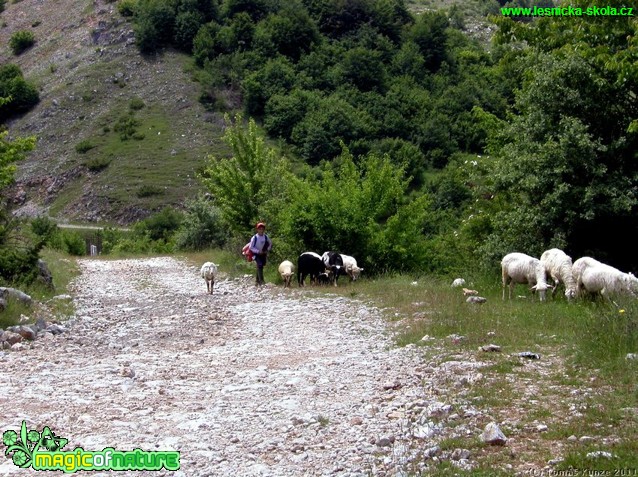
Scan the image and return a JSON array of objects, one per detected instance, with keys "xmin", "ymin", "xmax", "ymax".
[
  {"xmin": 175, "ymin": 194, "xmax": 229, "ymax": 250},
  {"xmin": 113, "ymin": 113, "xmax": 140, "ymax": 140},
  {"xmin": 134, "ymin": 207, "xmax": 183, "ymax": 242},
  {"xmin": 0, "ymin": 64, "xmax": 39, "ymax": 120},
  {"xmin": 30, "ymin": 216, "xmax": 58, "ymax": 243},
  {"xmin": 242, "ymin": 56, "xmax": 297, "ymax": 115},
  {"xmin": 134, "ymin": 0, "xmax": 176, "ymax": 52},
  {"xmin": 75, "ymin": 140, "xmax": 95, "ymax": 154},
  {"xmin": 129, "ymin": 97, "xmax": 145, "ymax": 110},
  {"xmin": 290, "ymin": 94, "xmax": 373, "ymax": 164},
  {"xmin": 118, "ymin": 0, "xmax": 137, "ymax": 16},
  {"xmin": 251, "ymin": 4, "xmax": 320, "ymax": 61},
  {"xmin": 173, "ymin": 10, "xmax": 205, "ymax": 51},
  {"xmin": 9, "ymin": 30, "xmax": 35, "ymax": 55},
  {"xmin": 48, "ymin": 229, "xmax": 86, "ymax": 256},
  {"xmin": 85, "ymin": 157, "xmax": 111, "ymax": 172},
  {"xmin": 0, "ymin": 246, "xmax": 40, "ymax": 285}
]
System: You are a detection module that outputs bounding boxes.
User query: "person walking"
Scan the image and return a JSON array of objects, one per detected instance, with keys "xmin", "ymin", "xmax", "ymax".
[{"xmin": 249, "ymin": 222, "xmax": 272, "ymax": 286}]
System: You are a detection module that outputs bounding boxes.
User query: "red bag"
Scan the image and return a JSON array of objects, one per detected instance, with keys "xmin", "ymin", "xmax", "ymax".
[{"xmin": 242, "ymin": 243, "xmax": 254, "ymax": 262}]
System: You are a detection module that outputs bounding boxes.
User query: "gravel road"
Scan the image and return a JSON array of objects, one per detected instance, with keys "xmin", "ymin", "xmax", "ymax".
[{"xmin": 0, "ymin": 257, "xmax": 471, "ymax": 476}]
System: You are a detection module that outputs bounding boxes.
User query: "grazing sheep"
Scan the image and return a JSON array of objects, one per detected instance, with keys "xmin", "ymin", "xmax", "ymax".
[
  {"xmin": 278, "ymin": 260, "xmax": 295, "ymax": 288},
  {"xmin": 298, "ymin": 252, "xmax": 325, "ymax": 286},
  {"xmin": 572, "ymin": 257, "xmax": 604, "ymax": 296},
  {"xmin": 577, "ymin": 262, "xmax": 638, "ymax": 298},
  {"xmin": 451, "ymin": 278, "xmax": 466, "ymax": 287},
  {"xmin": 340, "ymin": 254, "xmax": 363, "ymax": 281},
  {"xmin": 321, "ymin": 251, "xmax": 346, "ymax": 286},
  {"xmin": 501, "ymin": 253, "xmax": 552, "ymax": 301},
  {"xmin": 462, "ymin": 288, "xmax": 479, "ymax": 296},
  {"xmin": 540, "ymin": 248, "xmax": 577, "ymax": 299},
  {"xmin": 200, "ymin": 262, "xmax": 218, "ymax": 294}
]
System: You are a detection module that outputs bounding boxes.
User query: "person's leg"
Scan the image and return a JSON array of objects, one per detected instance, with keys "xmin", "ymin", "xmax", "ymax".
[{"xmin": 255, "ymin": 255, "xmax": 265, "ymax": 285}]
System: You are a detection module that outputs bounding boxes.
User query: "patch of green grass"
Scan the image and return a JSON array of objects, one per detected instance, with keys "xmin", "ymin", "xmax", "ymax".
[
  {"xmin": 136, "ymin": 184, "xmax": 163, "ymax": 198},
  {"xmin": 64, "ymin": 102, "xmax": 224, "ymax": 213},
  {"xmin": 0, "ymin": 299, "xmax": 31, "ymax": 329},
  {"xmin": 48, "ymin": 179, "xmax": 85, "ymax": 217}
]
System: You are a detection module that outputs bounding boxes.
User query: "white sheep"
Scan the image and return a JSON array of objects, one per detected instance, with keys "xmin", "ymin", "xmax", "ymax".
[
  {"xmin": 501, "ymin": 252, "xmax": 552, "ymax": 301},
  {"xmin": 278, "ymin": 260, "xmax": 295, "ymax": 288},
  {"xmin": 200, "ymin": 262, "xmax": 218, "ymax": 294},
  {"xmin": 451, "ymin": 278, "xmax": 466, "ymax": 287},
  {"xmin": 340, "ymin": 254, "xmax": 363, "ymax": 281},
  {"xmin": 577, "ymin": 261, "xmax": 638, "ymax": 298},
  {"xmin": 572, "ymin": 256, "xmax": 604, "ymax": 296},
  {"xmin": 540, "ymin": 248, "xmax": 577, "ymax": 299}
]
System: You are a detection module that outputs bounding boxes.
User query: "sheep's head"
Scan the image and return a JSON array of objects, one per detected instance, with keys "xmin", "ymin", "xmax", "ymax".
[
  {"xmin": 532, "ymin": 283, "xmax": 554, "ymax": 301},
  {"xmin": 624, "ymin": 272, "xmax": 638, "ymax": 294},
  {"xmin": 565, "ymin": 287, "xmax": 577, "ymax": 300},
  {"xmin": 350, "ymin": 266, "xmax": 363, "ymax": 281}
]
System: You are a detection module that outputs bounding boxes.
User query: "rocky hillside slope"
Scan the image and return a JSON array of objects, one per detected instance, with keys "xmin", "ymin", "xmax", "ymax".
[{"xmin": 0, "ymin": 0, "xmax": 226, "ymax": 224}]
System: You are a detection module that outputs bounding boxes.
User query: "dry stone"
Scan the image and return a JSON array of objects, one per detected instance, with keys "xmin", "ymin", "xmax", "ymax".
[{"xmin": 481, "ymin": 422, "xmax": 507, "ymax": 446}]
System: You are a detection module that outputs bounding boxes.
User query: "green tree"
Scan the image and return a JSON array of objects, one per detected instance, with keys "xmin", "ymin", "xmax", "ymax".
[
  {"xmin": 263, "ymin": 89, "xmax": 322, "ymax": 140},
  {"xmin": 290, "ymin": 94, "xmax": 373, "ymax": 164},
  {"xmin": 275, "ymin": 146, "xmax": 431, "ymax": 273},
  {"xmin": 0, "ymin": 130, "xmax": 35, "ymax": 192},
  {"xmin": 222, "ymin": 0, "xmax": 272, "ymax": 21},
  {"xmin": 200, "ymin": 115, "xmax": 294, "ymax": 234},
  {"xmin": 242, "ymin": 57, "xmax": 297, "ymax": 115},
  {"xmin": 193, "ymin": 21, "xmax": 221, "ymax": 66},
  {"xmin": 339, "ymin": 46, "xmax": 386, "ymax": 92},
  {"xmin": 477, "ymin": 5, "xmax": 638, "ymax": 267},
  {"xmin": 173, "ymin": 10, "xmax": 205, "ymax": 51},
  {"xmin": 408, "ymin": 11, "xmax": 449, "ymax": 72},
  {"xmin": 176, "ymin": 194, "xmax": 229, "ymax": 250},
  {"xmin": 303, "ymin": 0, "xmax": 374, "ymax": 39},
  {"xmin": 134, "ymin": 0, "xmax": 177, "ymax": 53},
  {"xmin": 0, "ymin": 113, "xmax": 38, "ymax": 285},
  {"xmin": 252, "ymin": 3, "xmax": 320, "ymax": 60}
]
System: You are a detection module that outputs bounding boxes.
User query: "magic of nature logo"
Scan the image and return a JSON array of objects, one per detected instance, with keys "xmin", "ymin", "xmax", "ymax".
[{"xmin": 3, "ymin": 421, "xmax": 180, "ymax": 473}]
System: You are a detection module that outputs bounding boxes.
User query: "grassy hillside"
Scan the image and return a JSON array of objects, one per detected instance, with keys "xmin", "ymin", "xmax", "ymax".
[{"xmin": 0, "ymin": 0, "xmax": 228, "ymax": 224}]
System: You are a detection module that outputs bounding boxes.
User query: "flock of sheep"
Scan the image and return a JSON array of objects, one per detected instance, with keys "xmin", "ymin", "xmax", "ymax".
[
  {"xmin": 201, "ymin": 247, "xmax": 638, "ymax": 300},
  {"xmin": 502, "ymin": 248, "xmax": 638, "ymax": 301},
  {"xmin": 199, "ymin": 251, "xmax": 364, "ymax": 294}
]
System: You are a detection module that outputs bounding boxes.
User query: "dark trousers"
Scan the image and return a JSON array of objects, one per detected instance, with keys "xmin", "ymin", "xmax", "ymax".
[{"xmin": 255, "ymin": 254, "xmax": 267, "ymax": 285}]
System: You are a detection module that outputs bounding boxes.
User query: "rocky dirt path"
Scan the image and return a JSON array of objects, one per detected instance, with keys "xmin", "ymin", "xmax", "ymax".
[{"xmin": 0, "ymin": 257, "xmax": 478, "ymax": 476}]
